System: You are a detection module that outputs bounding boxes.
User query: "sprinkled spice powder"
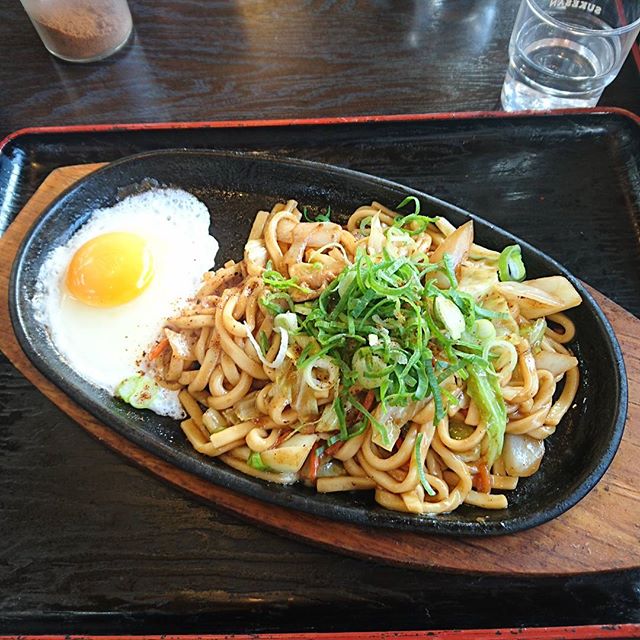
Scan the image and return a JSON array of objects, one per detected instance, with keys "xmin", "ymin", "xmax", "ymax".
[{"xmin": 28, "ymin": 0, "xmax": 132, "ymax": 62}]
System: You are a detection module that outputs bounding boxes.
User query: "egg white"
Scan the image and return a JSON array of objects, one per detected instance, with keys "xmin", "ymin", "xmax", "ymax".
[{"xmin": 32, "ymin": 188, "xmax": 219, "ymax": 418}]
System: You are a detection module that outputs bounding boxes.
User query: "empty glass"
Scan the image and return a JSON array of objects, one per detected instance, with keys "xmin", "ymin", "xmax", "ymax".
[{"xmin": 501, "ymin": 0, "xmax": 640, "ymax": 111}]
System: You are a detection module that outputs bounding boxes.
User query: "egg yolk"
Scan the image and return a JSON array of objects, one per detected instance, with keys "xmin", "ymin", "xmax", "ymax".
[{"xmin": 65, "ymin": 232, "xmax": 154, "ymax": 307}]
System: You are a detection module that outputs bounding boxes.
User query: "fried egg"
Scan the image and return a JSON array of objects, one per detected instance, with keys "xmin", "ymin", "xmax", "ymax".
[{"xmin": 32, "ymin": 188, "xmax": 218, "ymax": 418}]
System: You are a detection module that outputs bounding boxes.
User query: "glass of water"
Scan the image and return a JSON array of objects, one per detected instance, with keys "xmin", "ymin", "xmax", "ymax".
[{"xmin": 501, "ymin": 0, "xmax": 640, "ymax": 111}]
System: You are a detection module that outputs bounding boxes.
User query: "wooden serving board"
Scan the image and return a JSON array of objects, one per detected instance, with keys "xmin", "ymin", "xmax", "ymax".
[{"xmin": 1, "ymin": 164, "xmax": 639, "ymax": 576}]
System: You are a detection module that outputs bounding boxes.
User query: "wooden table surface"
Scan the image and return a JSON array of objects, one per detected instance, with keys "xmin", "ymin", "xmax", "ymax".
[
  {"xmin": 0, "ymin": 0, "xmax": 639, "ymax": 635},
  {"xmin": 1, "ymin": 0, "xmax": 640, "ymax": 136}
]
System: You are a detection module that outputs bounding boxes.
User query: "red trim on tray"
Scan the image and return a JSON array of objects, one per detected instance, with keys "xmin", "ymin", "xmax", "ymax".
[
  {"xmin": 0, "ymin": 624, "xmax": 639, "ymax": 640},
  {"xmin": 1, "ymin": 107, "xmax": 640, "ymax": 154}
]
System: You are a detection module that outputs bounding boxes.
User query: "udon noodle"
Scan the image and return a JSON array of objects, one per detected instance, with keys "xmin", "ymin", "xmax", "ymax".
[{"xmin": 146, "ymin": 199, "xmax": 582, "ymax": 514}]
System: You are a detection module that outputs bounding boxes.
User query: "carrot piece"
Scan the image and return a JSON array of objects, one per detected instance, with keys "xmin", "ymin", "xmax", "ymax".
[
  {"xmin": 324, "ymin": 442, "xmax": 343, "ymax": 457},
  {"xmin": 308, "ymin": 443, "xmax": 321, "ymax": 484},
  {"xmin": 472, "ymin": 462, "xmax": 491, "ymax": 494},
  {"xmin": 148, "ymin": 338, "xmax": 169, "ymax": 360},
  {"xmin": 363, "ymin": 390, "xmax": 375, "ymax": 411}
]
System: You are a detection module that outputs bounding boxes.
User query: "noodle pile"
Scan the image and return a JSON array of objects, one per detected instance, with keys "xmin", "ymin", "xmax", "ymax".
[{"xmin": 146, "ymin": 198, "xmax": 582, "ymax": 514}]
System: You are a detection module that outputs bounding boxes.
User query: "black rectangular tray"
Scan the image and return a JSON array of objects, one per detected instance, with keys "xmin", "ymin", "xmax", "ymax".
[{"xmin": 1, "ymin": 109, "xmax": 640, "ymax": 635}]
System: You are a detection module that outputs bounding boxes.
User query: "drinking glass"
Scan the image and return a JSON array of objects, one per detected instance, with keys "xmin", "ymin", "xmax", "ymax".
[{"xmin": 501, "ymin": 0, "xmax": 640, "ymax": 111}]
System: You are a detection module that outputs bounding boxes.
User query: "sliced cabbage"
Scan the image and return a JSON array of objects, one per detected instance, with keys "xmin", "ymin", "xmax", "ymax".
[
  {"xmin": 234, "ymin": 391, "xmax": 261, "ymax": 421},
  {"xmin": 367, "ymin": 213, "xmax": 386, "ymax": 257},
  {"xmin": 534, "ymin": 351, "xmax": 578, "ymax": 377},
  {"xmin": 292, "ymin": 377, "xmax": 319, "ymax": 419},
  {"xmin": 316, "ymin": 401, "xmax": 340, "ymax": 433},
  {"xmin": 244, "ymin": 238, "xmax": 269, "ymax": 276},
  {"xmin": 260, "ymin": 433, "xmax": 318, "ymax": 473},
  {"xmin": 371, "ymin": 402, "xmax": 422, "ymax": 452},
  {"xmin": 164, "ymin": 327, "xmax": 192, "ymax": 359},
  {"xmin": 202, "ymin": 407, "xmax": 227, "ymax": 434},
  {"xmin": 481, "ymin": 291, "xmax": 519, "ymax": 336},
  {"xmin": 222, "ymin": 407, "xmax": 240, "ymax": 425},
  {"xmin": 247, "ymin": 451, "xmax": 272, "ymax": 472},
  {"xmin": 458, "ymin": 263, "xmax": 498, "ymax": 299},
  {"xmin": 430, "ymin": 220, "xmax": 474, "ymax": 286},
  {"xmin": 496, "ymin": 276, "xmax": 582, "ymax": 319},
  {"xmin": 466, "ymin": 363, "xmax": 506, "ymax": 467},
  {"xmin": 520, "ymin": 318, "xmax": 547, "ymax": 351}
]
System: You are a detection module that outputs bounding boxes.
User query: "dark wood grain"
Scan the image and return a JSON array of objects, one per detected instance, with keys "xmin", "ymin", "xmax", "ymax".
[{"xmin": 0, "ymin": 0, "xmax": 638, "ymax": 141}]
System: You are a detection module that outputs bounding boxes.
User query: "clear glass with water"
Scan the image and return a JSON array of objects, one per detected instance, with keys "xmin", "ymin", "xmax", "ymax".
[{"xmin": 501, "ymin": 0, "xmax": 640, "ymax": 111}]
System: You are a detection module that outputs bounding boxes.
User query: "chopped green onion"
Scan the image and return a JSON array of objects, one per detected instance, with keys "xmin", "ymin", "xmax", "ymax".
[
  {"xmin": 262, "ymin": 261, "xmax": 312, "ymax": 293},
  {"xmin": 498, "ymin": 245, "xmax": 526, "ymax": 282},
  {"xmin": 349, "ymin": 419, "xmax": 368, "ymax": 438},
  {"xmin": 442, "ymin": 387, "xmax": 459, "ymax": 410},
  {"xmin": 397, "ymin": 195, "xmax": 421, "ymax": 215},
  {"xmin": 414, "ymin": 433, "xmax": 436, "ymax": 496},
  {"xmin": 303, "ymin": 205, "xmax": 332, "ymax": 222},
  {"xmin": 333, "ymin": 395, "xmax": 348, "ymax": 441},
  {"xmin": 441, "ymin": 253, "xmax": 458, "ymax": 288},
  {"xmin": 352, "ymin": 347, "xmax": 390, "ymax": 389},
  {"xmin": 393, "ymin": 197, "xmax": 442, "ymax": 236},
  {"xmin": 474, "ymin": 304, "xmax": 510, "ymax": 321},
  {"xmin": 434, "ymin": 297, "xmax": 465, "ymax": 340},
  {"xmin": 424, "ymin": 357, "xmax": 444, "ymax": 422},
  {"xmin": 349, "ymin": 393, "xmax": 390, "ymax": 449},
  {"xmin": 359, "ymin": 216, "xmax": 373, "ymax": 234},
  {"xmin": 274, "ymin": 312, "xmax": 298, "ymax": 334},
  {"xmin": 473, "ymin": 319, "xmax": 496, "ymax": 343},
  {"xmin": 247, "ymin": 451, "xmax": 272, "ymax": 472},
  {"xmin": 254, "ymin": 203, "xmax": 511, "ymax": 457},
  {"xmin": 259, "ymin": 290, "xmax": 294, "ymax": 315},
  {"xmin": 258, "ymin": 330, "xmax": 270, "ymax": 356}
]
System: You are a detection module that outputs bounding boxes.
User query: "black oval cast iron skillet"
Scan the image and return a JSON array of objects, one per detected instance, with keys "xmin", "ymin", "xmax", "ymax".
[{"xmin": 9, "ymin": 150, "xmax": 628, "ymax": 536}]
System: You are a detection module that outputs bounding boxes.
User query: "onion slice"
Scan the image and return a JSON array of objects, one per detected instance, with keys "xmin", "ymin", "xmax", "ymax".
[{"xmin": 244, "ymin": 321, "xmax": 289, "ymax": 369}]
